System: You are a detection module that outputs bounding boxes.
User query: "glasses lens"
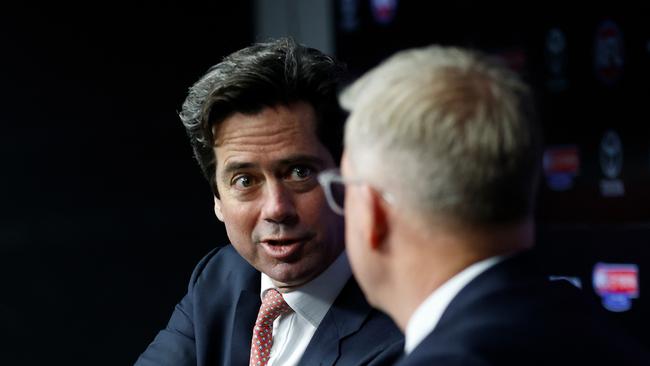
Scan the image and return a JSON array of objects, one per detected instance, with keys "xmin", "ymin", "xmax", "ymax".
[
  {"xmin": 318, "ymin": 170, "xmax": 347, "ymax": 215},
  {"xmin": 331, "ymin": 180, "xmax": 345, "ymax": 213}
]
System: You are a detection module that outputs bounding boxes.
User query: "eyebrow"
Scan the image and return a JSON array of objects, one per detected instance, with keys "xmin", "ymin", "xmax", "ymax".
[
  {"xmin": 275, "ymin": 154, "xmax": 327, "ymax": 169},
  {"xmin": 221, "ymin": 162, "xmax": 258, "ymax": 178},
  {"xmin": 220, "ymin": 154, "xmax": 328, "ymax": 179}
]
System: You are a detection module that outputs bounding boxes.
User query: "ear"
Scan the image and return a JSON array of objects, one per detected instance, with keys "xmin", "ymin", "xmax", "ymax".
[
  {"xmin": 213, "ymin": 195, "xmax": 225, "ymax": 222},
  {"xmin": 363, "ymin": 186, "xmax": 389, "ymax": 251}
]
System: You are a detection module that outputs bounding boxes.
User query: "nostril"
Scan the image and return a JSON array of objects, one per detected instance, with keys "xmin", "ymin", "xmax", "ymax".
[{"xmin": 265, "ymin": 214, "xmax": 299, "ymax": 226}]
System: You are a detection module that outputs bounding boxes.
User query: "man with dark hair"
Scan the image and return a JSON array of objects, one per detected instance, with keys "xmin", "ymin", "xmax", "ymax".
[{"xmin": 135, "ymin": 38, "xmax": 402, "ymax": 366}]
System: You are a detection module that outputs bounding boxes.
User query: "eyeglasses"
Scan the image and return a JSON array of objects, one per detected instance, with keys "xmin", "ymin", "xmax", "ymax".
[
  {"xmin": 317, "ymin": 168, "xmax": 394, "ymax": 216},
  {"xmin": 317, "ymin": 169, "xmax": 351, "ymax": 216}
]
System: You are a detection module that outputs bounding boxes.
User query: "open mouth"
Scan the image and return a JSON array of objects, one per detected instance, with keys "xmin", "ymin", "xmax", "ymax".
[{"xmin": 259, "ymin": 234, "xmax": 315, "ymax": 260}]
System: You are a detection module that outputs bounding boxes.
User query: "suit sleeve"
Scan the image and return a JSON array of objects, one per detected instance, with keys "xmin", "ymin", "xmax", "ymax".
[{"xmin": 134, "ymin": 248, "xmax": 221, "ymax": 366}]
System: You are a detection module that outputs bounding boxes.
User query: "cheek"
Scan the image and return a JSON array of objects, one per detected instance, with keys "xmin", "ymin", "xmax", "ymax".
[
  {"xmin": 296, "ymin": 189, "xmax": 329, "ymax": 226},
  {"xmin": 344, "ymin": 215, "xmax": 364, "ymax": 265},
  {"xmin": 221, "ymin": 201, "xmax": 258, "ymax": 247},
  {"xmin": 343, "ymin": 196, "xmax": 369, "ymax": 274},
  {"xmin": 343, "ymin": 193, "xmax": 362, "ymax": 241},
  {"xmin": 296, "ymin": 189, "xmax": 344, "ymax": 255},
  {"xmin": 346, "ymin": 220, "xmax": 373, "ymax": 296}
]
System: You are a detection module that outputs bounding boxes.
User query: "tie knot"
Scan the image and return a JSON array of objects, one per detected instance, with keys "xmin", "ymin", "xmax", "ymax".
[{"xmin": 257, "ymin": 289, "xmax": 292, "ymax": 324}]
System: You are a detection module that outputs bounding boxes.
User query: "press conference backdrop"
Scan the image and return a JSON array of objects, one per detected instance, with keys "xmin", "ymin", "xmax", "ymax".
[{"xmin": 335, "ymin": 1, "xmax": 650, "ymax": 349}]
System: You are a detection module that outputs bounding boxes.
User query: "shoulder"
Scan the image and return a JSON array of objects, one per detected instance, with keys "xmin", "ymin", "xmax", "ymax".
[
  {"xmin": 412, "ymin": 253, "xmax": 650, "ymax": 365},
  {"xmin": 187, "ymin": 244, "xmax": 258, "ymax": 294}
]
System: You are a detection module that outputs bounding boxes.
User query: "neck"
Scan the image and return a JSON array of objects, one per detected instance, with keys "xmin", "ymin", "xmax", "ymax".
[{"xmin": 380, "ymin": 216, "xmax": 533, "ymax": 331}]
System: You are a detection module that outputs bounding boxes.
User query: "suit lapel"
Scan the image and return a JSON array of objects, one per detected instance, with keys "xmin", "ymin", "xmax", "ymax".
[
  {"xmin": 298, "ymin": 278, "xmax": 372, "ymax": 366},
  {"xmin": 228, "ymin": 280, "xmax": 261, "ymax": 366}
]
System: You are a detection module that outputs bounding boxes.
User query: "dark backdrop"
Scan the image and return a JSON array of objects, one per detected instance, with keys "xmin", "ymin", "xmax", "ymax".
[{"xmin": 0, "ymin": 2, "xmax": 251, "ymax": 364}]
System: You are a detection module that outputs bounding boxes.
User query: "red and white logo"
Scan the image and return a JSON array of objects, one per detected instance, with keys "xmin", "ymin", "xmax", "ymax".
[
  {"xmin": 544, "ymin": 146, "xmax": 579, "ymax": 174},
  {"xmin": 593, "ymin": 263, "xmax": 639, "ymax": 312}
]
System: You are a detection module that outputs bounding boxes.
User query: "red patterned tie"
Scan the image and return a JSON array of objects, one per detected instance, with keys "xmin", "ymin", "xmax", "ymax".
[{"xmin": 249, "ymin": 288, "xmax": 292, "ymax": 366}]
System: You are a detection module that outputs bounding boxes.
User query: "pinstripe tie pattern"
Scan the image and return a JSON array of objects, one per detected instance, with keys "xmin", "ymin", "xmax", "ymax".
[{"xmin": 249, "ymin": 289, "xmax": 292, "ymax": 366}]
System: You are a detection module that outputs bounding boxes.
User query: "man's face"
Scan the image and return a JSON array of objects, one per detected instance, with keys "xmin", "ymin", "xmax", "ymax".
[
  {"xmin": 213, "ymin": 102, "xmax": 344, "ymax": 290},
  {"xmin": 340, "ymin": 152, "xmax": 376, "ymax": 302}
]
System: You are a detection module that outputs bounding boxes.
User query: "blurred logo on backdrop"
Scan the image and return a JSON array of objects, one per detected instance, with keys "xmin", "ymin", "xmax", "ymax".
[
  {"xmin": 543, "ymin": 145, "xmax": 580, "ymax": 191},
  {"xmin": 339, "ymin": 0, "xmax": 359, "ymax": 32},
  {"xmin": 599, "ymin": 130, "xmax": 625, "ymax": 197},
  {"xmin": 594, "ymin": 19, "xmax": 624, "ymax": 85},
  {"xmin": 545, "ymin": 27, "xmax": 568, "ymax": 92},
  {"xmin": 593, "ymin": 262, "xmax": 639, "ymax": 312},
  {"xmin": 371, "ymin": 0, "xmax": 398, "ymax": 26}
]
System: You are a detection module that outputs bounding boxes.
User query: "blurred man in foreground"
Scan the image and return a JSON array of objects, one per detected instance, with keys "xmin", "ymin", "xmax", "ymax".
[{"xmin": 318, "ymin": 45, "xmax": 650, "ymax": 365}]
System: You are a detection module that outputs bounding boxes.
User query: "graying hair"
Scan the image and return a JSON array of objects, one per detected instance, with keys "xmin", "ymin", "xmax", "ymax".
[{"xmin": 341, "ymin": 45, "xmax": 540, "ymax": 224}]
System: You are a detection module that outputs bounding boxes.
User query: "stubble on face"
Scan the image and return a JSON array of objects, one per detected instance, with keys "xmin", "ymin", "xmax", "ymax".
[{"xmin": 213, "ymin": 102, "xmax": 345, "ymax": 290}]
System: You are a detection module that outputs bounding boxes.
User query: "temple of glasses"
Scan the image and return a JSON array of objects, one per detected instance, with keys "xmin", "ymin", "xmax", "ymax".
[{"xmin": 317, "ymin": 169, "xmax": 394, "ymax": 216}]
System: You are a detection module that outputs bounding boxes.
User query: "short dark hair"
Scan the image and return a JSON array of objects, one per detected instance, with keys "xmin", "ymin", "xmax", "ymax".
[{"xmin": 179, "ymin": 38, "xmax": 346, "ymax": 196}]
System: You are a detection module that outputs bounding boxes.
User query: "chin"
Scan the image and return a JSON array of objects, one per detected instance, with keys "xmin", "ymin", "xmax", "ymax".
[{"xmin": 267, "ymin": 264, "xmax": 313, "ymax": 286}]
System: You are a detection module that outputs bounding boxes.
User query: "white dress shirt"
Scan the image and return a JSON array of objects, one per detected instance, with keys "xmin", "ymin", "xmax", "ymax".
[
  {"xmin": 404, "ymin": 255, "xmax": 507, "ymax": 354},
  {"xmin": 260, "ymin": 251, "xmax": 351, "ymax": 366}
]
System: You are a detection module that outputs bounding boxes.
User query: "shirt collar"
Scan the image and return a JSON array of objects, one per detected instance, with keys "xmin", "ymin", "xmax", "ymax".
[
  {"xmin": 260, "ymin": 251, "xmax": 351, "ymax": 328},
  {"xmin": 404, "ymin": 255, "xmax": 506, "ymax": 354}
]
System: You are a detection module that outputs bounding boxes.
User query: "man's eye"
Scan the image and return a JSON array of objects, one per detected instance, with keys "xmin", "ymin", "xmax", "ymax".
[
  {"xmin": 289, "ymin": 166, "xmax": 313, "ymax": 181},
  {"xmin": 233, "ymin": 175, "xmax": 255, "ymax": 189}
]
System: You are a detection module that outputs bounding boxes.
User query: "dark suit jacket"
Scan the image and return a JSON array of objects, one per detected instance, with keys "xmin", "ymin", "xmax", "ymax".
[
  {"xmin": 136, "ymin": 245, "xmax": 403, "ymax": 366},
  {"xmin": 397, "ymin": 251, "xmax": 650, "ymax": 366}
]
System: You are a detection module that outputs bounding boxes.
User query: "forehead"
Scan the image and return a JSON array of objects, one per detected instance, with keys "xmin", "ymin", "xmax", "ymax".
[{"xmin": 213, "ymin": 102, "xmax": 331, "ymax": 169}]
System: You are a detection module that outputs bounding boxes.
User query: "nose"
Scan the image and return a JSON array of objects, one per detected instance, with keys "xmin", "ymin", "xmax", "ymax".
[{"xmin": 261, "ymin": 181, "xmax": 298, "ymax": 226}]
